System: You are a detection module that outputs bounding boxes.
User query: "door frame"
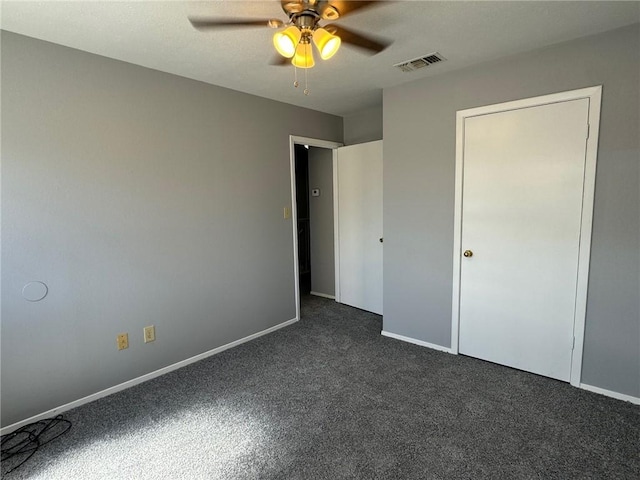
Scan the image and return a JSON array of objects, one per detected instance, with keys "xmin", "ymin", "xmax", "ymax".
[
  {"xmin": 289, "ymin": 135, "xmax": 343, "ymax": 321},
  {"xmin": 450, "ymin": 86, "xmax": 602, "ymax": 387}
]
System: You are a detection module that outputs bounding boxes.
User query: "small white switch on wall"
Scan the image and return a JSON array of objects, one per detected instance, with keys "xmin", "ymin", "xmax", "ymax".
[{"xmin": 311, "ymin": 188, "xmax": 321, "ymax": 197}]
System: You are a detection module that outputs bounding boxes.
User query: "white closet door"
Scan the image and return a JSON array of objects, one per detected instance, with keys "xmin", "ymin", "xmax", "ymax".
[
  {"xmin": 336, "ymin": 140, "xmax": 383, "ymax": 315},
  {"xmin": 459, "ymin": 98, "xmax": 589, "ymax": 381}
]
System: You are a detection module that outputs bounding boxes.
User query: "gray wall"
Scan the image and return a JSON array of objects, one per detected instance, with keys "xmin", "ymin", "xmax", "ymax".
[
  {"xmin": 383, "ymin": 24, "xmax": 640, "ymax": 398},
  {"xmin": 308, "ymin": 147, "xmax": 335, "ymax": 297},
  {"xmin": 343, "ymin": 105, "xmax": 383, "ymax": 145},
  {"xmin": 0, "ymin": 32, "xmax": 342, "ymax": 427}
]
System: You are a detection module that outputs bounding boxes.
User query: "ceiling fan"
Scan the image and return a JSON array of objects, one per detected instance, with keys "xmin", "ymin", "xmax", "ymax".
[{"xmin": 189, "ymin": 0, "xmax": 391, "ymax": 71}]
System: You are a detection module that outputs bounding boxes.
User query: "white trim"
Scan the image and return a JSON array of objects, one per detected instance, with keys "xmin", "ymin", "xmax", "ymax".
[
  {"xmin": 289, "ymin": 136, "xmax": 342, "ymax": 319},
  {"xmin": 289, "ymin": 138, "xmax": 301, "ymax": 322},
  {"xmin": 381, "ymin": 330, "xmax": 454, "ymax": 354},
  {"xmin": 580, "ymin": 383, "xmax": 640, "ymax": 405},
  {"xmin": 451, "ymin": 86, "xmax": 603, "ymax": 389},
  {"xmin": 450, "ymin": 111, "xmax": 465, "ymax": 354},
  {"xmin": 310, "ymin": 291, "xmax": 336, "ymax": 300},
  {"xmin": 382, "ymin": 335, "xmax": 639, "ymax": 404},
  {"xmin": 570, "ymin": 87, "xmax": 602, "ymax": 387},
  {"xmin": 332, "ymin": 149, "xmax": 341, "ymax": 303},
  {"xmin": 290, "ymin": 136, "xmax": 342, "ymax": 150},
  {"xmin": 458, "ymin": 86, "xmax": 602, "ymax": 118},
  {"xmin": 0, "ymin": 317, "xmax": 298, "ymax": 435}
]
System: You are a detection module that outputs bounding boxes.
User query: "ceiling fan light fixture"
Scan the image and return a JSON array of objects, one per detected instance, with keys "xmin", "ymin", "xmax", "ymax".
[
  {"xmin": 312, "ymin": 27, "xmax": 341, "ymax": 60},
  {"xmin": 291, "ymin": 40, "xmax": 315, "ymax": 69},
  {"xmin": 273, "ymin": 25, "xmax": 301, "ymax": 58}
]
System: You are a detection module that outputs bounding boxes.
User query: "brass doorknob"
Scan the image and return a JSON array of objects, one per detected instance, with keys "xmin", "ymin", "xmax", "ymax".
[{"xmin": 463, "ymin": 250, "xmax": 473, "ymax": 258}]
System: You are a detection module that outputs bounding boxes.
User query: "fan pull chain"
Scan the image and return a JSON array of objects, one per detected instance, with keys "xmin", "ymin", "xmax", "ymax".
[
  {"xmin": 291, "ymin": 42, "xmax": 309, "ymax": 95},
  {"xmin": 303, "ymin": 42, "xmax": 310, "ymax": 95},
  {"xmin": 304, "ymin": 67, "xmax": 309, "ymax": 96},
  {"xmin": 292, "ymin": 64, "xmax": 309, "ymax": 95}
]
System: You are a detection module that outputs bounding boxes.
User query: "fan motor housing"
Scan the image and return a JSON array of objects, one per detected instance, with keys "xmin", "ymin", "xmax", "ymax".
[{"xmin": 282, "ymin": 1, "xmax": 340, "ymax": 21}]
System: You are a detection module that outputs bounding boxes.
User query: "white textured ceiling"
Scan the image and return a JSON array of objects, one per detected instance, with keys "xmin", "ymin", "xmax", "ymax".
[{"xmin": 1, "ymin": 1, "xmax": 638, "ymax": 116}]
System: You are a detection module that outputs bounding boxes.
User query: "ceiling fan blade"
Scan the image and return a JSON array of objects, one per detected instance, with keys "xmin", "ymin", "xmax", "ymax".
[
  {"xmin": 189, "ymin": 17, "xmax": 283, "ymax": 30},
  {"xmin": 329, "ymin": 1, "xmax": 388, "ymax": 18},
  {"xmin": 326, "ymin": 25, "xmax": 391, "ymax": 54},
  {"xmin": 270, "ymin": 55, "xmax": 291, "ymax": 66}
]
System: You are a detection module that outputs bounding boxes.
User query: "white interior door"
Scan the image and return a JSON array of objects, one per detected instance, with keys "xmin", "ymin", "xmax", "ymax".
[
  {"xmin": 336, "ymin": 140, "xmax": 383, "ymax": 315},
  {"xmin": 458, "ymin": 98, "xmax": 590, "ymax": 381}
]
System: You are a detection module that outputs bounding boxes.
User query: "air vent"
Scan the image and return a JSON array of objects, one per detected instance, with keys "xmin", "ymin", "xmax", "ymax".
[{"xmin": 394, "ymin": 52, "xmax": 446, "ymax": 72}]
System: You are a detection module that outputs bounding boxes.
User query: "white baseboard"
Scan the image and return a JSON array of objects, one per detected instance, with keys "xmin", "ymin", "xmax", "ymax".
[
  {"xmin": 310, "ymin": 291, "xmax": 335, "ymax": 300},
  {"xmin": 379, "ymin": 334, "xmax": 639, "ymax": 403},
  {"xmin": 7, "ymin": 319, "xmax": 634, "ymax": 435},
  {"xmin": 579, "ymin": 383, "xmax": 640, "ymax": 405},
  {"xmin": 0, "ymin": 317, "xmax": 298, "ymax": 435},
  {"xmin": 381, "ymin": 330, "xmax": 453, "ymax": 354}
]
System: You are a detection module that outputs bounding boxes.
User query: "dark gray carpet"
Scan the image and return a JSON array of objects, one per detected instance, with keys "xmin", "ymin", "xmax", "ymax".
[{"xmin": 4, "ymin": 295, "xmax": 639, "ymax": 479}]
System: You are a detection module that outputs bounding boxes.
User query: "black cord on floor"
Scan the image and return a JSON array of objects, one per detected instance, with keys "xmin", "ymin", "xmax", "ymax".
[{"xmin": 1, "ymin": 415, "xmax": 72, "ymax": 475}]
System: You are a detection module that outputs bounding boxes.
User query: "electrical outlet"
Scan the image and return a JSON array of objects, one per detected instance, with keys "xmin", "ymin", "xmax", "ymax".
[
  {"xmin": 143, "ymin": 325, "xmax": 155, "ymax": 343},
  {"xmin": 117, "ymin": 333, "xmax": 129, "ymax": 350}
]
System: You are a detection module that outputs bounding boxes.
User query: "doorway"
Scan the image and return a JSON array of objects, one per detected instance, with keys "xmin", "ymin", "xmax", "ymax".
[
  {"xmin": 289, "ymin": 136, "xmax": 342, "ymax": 320},
  {"xmin": 289, "ymin": 136, "xmax": 384, "ymax": 320},
  {"xmin": 294, "ymin": 144, "xmax": 336, "ymax": 298},
  {"xmin": 451, "ymin": 86, "xmax": 602, "ymax": 386}
]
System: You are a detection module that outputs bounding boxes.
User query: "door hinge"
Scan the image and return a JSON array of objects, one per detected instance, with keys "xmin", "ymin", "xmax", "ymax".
[
  {"xmin": 571, "ymin": 336, "xmax": 576, "ymax": 350},
  {"xmin": 586, "ymin": 124, "xmax": 590, "ymax": 139}
]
